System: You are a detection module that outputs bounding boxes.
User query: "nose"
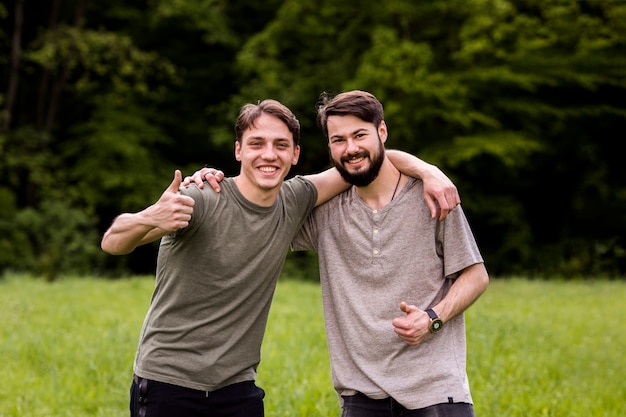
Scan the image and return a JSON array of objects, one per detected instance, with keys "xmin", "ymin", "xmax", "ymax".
[
  {"xmin": 260, "ymin": 143, "xmax": 278, "ymax": 160},
  {"xmin": 346, "ymin": 138, "xmax": 359, "ymax": 154}
]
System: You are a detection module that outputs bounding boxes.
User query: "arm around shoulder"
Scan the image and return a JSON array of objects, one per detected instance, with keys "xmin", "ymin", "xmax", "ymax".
[
  {"xmin": 303, "ymin": 168, "xmax": 350, "ymax": 207},
  {"xmin": 386, "ymin": 150, "xmax": 460, "ymax": 221}
]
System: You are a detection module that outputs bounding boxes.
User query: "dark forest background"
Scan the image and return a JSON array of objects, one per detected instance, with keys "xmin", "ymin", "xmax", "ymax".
[{"xmin": 1, "ymin": 0, "xmax": 625, "ymax": 280}]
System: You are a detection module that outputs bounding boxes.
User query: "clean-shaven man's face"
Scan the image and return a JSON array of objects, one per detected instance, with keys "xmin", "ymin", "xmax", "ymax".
[{"xmin": 235, "ymin": 113, "xmax": 300, "ymax": 192}]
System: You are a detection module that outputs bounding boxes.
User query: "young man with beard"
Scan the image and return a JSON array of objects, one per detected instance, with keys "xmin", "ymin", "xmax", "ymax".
[
  {"xmin": 290, "ymin": 90, "xmax": 489, "ymax": 417},
  {"xmin": 102, "ymin": 98, "xmax": 460, "ymax": 417}
]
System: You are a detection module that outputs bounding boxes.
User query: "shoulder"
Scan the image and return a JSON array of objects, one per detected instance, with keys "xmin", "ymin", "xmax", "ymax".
[
  {"xmin": 179, "ymin": 178, "xmax": 240, "ymax": 219},
  {"xmin": 282, "ymin": 176, "xmax": 318, "ymax": 199},
  {"xmin": 179, "ymin": 182, "xmax": 202, "ymax": 198},
  {"xmin": 405, "ymin": 176, "xmax": 424, "ymax": 192},
  {"xmin": 279, "ymin": 176, "xmax": 318, "ymax": 217},
  {"xmin": 396, "ymin": 177, "xmax": 427, "ymax": 207},
  {"xmin": 180, "ymin": 178, "xmax": 235, "ymax": 200}
]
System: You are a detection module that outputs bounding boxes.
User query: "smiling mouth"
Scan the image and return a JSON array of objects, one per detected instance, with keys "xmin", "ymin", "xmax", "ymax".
[
  {"xmin": 259, "ymin": 166, "xmax": 278, "ymax": 173},
  {"xmin": 346, "ymin": 156, "xmax": 365, "ymax": 164},
  {"xmin": 342, "ymin": 152, "xmax": 369, "ymax": 167}
]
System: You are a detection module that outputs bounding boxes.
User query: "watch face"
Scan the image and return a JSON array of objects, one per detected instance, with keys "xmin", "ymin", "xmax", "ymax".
[{"xmin": 430, "ymin": 318, "xmax": 443, "ymax": 333}]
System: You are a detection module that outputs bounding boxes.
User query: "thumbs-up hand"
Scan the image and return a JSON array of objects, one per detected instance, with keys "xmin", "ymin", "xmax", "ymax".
[
  {"xmin": 392, "ymin": 302, "xmax": 429, "ymax": 346},
  {"xmin": 165, "ymin": 169, "xmax": 185, "ymax": 194},
  {"xmin": 147, "ymin": 170, "xmax": 195, "ymax": 233}
]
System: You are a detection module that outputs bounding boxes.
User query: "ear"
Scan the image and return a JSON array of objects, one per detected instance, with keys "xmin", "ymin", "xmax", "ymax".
[
  {"xmin": 378, "ymin": 120, "xmax": 388, "ymax": 143},
  {"xmin": 234, "ymin": 140, "xmax": 242, "ymax": 161},
  {"xmin": 291, "ymin": 144, "xmax": 301, "ymax": 165}
]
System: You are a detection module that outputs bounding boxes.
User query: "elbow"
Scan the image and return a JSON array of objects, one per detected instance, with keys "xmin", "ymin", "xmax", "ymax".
[
  {"xmin": 465, "ymin": 262, "xmax": 489, "ymax": 296},
  {"xmin": 100, "ymin": 239, "xmax": 117, "ymax": 255},
  {"xmin": 101, "ymin": 235, "xmax": 130, "ymax": 256},
  {"xmin": 479, "ymin": 264, "xmax": 490, "ymax": 293},
  {"xmin": 100, "ymin": 236, "xmax": 110, "ymax": 253}
]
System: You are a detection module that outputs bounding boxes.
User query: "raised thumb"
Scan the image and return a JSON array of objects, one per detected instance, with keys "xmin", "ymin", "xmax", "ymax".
[
  {"xmin": 399, "ymin": 302, "xmax": 417, "ymax": 315},
  {"xmin": 166, "ymin": 170, "xmax": 183, "ymax": 193}
]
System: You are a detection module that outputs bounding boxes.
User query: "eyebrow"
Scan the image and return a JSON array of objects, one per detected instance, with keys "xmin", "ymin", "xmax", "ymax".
[
  {"xmin": 330, "ymin": 128, "xmax": 369, "ymax": 140},
  {"xmin": 246, "ymin": 135, "xmax": 293, "ymax": 144}
]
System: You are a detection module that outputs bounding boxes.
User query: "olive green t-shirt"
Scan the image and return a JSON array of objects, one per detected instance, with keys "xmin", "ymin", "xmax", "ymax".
[{"xmin": 134, "ymin": 176, "xmax": 317, "ymax": 391}]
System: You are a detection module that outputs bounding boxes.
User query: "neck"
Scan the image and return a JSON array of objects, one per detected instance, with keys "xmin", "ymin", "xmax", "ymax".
[
  {"xmin": 233, "ymin": 176, "xmax": 281, "ymax": 207},
  {"xmin": 354, "ymin": 158, "xmax": 403, "ymax": 210}
]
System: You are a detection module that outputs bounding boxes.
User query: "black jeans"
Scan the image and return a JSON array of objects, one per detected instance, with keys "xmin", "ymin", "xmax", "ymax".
[
  {"xmin": 341, "ymin": 393, "xmax": 475, "ymax": 417},
  {"xmin": 130, "ymin": 375, "xmax": 265, "ymax": 417}
]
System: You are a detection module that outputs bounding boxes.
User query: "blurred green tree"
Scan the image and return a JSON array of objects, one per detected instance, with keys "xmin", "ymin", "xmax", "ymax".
[{"xmin": 0, "ymin": 0, "xmax": 624, "ymax": 278}]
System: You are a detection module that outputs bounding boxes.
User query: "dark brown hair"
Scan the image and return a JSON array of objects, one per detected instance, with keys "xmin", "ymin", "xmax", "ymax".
[
  {"xmin": 234, "ymin": 99, "xmax": 301, "ymax": 146},
  {"xmin": 317, "ymin": 90, "xmax": 384, "ymax": 138}
]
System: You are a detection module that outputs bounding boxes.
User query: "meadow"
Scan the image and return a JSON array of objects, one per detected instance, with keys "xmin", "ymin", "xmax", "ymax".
[{"xmin": 0, "ymin": 275, "xmax": 624, "ymax": 417}]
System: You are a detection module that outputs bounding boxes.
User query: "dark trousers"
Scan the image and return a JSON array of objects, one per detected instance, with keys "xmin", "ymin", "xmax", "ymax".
[
  {"xmin": 341, "ymin": 393, "xmax": 475, "ymax": 417},
  {"xmin": 130, "ymin": 375, "xmax": 265, "ymax": 417}
]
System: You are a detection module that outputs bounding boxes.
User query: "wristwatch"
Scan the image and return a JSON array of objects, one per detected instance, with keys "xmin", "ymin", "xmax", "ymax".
[{"xmin": 425, "ymin": 309, "xmax": 444, "ymax": 334}]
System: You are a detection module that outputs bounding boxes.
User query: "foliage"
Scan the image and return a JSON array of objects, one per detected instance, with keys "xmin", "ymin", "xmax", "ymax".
[
  {"xmin": 64, "ymin": 96, "xmax": 173, "ymax": 213},
  {"xmin": 229, "ymin": 0, "xmax": 626, "ymax": 277},
  {"xmin": 0, "ymin": 199, "xmax": 104, "ymax": 281},
  {"xmin": 0, "ymin": 0, "xmax": 625, "ymax": 278},
  {"xmin": 24, "ymin": 26, "xmax": 179, "ymax": 102},
  {"xmin": 0, "ymin": 276, "xmax": 624, "ymax": 416}
]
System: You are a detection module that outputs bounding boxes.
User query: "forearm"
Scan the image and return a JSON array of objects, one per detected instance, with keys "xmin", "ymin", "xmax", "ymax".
[
  {"xmin": 433, "ymin": 263, "xmax": 489, "ymax": 323},
  {"xmin": 303, "ymin": 168, "xmax": 350, "ymax": 207},
  {"xmin": 101, "ymin": 212, "xmax": 165, "ymax": 255},
  {"xmin": 386, "ymin": 150, "xmax": 434, "ymax": 179}
]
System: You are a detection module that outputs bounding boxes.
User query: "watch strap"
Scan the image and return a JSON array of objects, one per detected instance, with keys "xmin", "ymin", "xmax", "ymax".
[{"xmin": 425, "ymin": 308, "xmax": 438, "ymax": 319}]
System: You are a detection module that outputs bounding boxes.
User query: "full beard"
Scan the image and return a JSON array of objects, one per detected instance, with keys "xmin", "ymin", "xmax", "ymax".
[{"xmin": 332, "ymin": 141, "xmax": 385, "ymax": 187}]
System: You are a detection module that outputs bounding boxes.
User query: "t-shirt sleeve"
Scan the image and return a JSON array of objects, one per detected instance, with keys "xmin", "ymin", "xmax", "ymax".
[
  {"xmin": 280, "ymin": 176, "xmax": 318, "ymax": 251},
  {"xmin": 289, "ymin": 175, "xmax": 318, "ymax": 215},
  {"xmin": 288, "ymin": 177, "xmax": 320, "ymax": 252},
  {"xmin": 440, "ymin": 206, "xmax": 484, "ymax": 278},
  {"xmin": 290, "ymin": 210, "xmax": 317, "ymax": 252}
]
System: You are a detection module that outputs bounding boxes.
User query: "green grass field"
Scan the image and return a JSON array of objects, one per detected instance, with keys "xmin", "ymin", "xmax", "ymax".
[{"xmin": 0, "ymin": 276, "xmax": 624, "ymax": 416}]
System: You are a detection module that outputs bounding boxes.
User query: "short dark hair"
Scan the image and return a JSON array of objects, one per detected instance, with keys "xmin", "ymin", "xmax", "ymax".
[
  {"xmin": 317, "ymin": 90, "xmax": 384, "ymax": 138},
  {"xmin": 235, "ymin": 99, "xmax": 301, "ymax": 146}
]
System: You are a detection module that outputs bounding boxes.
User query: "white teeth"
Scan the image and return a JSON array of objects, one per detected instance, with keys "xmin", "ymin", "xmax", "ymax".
[
  {"xmin": 348, "ymin": 157, "xmax": 364, "ymax": 163},
  {"xmin": 259, "ymin": 167, "xmax": 277, "ymax": 172}
]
